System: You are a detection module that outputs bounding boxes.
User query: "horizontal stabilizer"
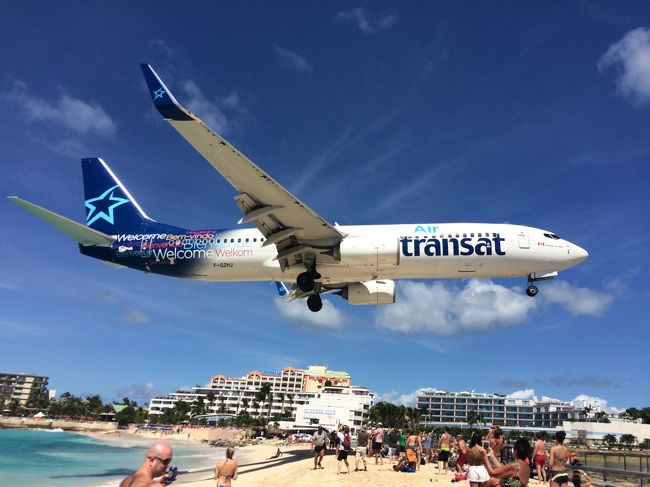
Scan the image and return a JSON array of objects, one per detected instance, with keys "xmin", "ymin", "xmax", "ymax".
[{"xmin": 8, "ymin": 196, "xmax": 115, "ymax": 246}]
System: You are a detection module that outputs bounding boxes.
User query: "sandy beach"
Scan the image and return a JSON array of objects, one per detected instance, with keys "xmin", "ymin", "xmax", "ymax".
[
  {"xmin": 82, "ymin": 427, "xmax": 464, "ymax": 486},
  {"xmin": 174, "ymin": 443, "xmax": 462, "ymax": 487}
]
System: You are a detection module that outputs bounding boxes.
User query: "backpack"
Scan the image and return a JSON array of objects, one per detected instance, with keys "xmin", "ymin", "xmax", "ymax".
[{"xmin": 343, "ymin": 433, "xmax": 351, "ymax": 449}]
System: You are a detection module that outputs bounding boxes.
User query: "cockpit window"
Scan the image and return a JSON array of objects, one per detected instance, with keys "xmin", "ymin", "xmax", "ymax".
[{"xmin": 543, "ymin": 233, "xmax": 561, "ymax": 240}]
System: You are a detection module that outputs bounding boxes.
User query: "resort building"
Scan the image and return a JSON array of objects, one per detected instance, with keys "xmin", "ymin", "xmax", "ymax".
[
  {"xmin": 148, "ymin": 365, "xmax": 372, "ymax": 431},
  {"xmin": 417, "ymin": 389, "xmax": 579, "ymax": 430},
  {"xmin": 0, "ymin": 372, "xmax": 49, "ymax": 406}
]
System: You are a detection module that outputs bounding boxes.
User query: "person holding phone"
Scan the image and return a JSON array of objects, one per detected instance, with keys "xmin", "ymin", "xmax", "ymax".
[{"xmin": 119, "ymin": 440, "xmax": 175, "ymax": 487}]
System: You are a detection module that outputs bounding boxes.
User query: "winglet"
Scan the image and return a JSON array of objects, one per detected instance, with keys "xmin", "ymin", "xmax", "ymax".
[
  {"xmin": 275, "ymin": 281, "xmax": 290, "ymax": 297},
  {"xmin": 140, "ymin": 64, "xmax": 193, "ymax": 121}
]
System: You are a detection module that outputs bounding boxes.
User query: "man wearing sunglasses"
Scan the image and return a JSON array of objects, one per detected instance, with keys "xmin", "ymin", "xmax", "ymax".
[{"xmin": 119, "ymin": 440, "xmax": 174, "ymax": 486}]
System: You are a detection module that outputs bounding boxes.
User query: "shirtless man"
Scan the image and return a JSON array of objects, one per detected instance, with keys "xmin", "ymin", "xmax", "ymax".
[
  {"xmin": 119, "ymin": 440, "xmax": 174, "ymax": 487},
  {"xmin": 533, "ymin": 433, "xmax": 547, "ymax": 483},
  {"xmin": 438, "ymin": 427, "xmax": 452, "ymax": 474},
  {"xmin": 406, "ymin": 430, "xmax": 422, "ymax": 470}
]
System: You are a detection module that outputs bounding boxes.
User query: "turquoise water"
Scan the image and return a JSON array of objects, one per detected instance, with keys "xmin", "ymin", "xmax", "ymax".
[{"xmin": 0, "ymin": 429, "xmax": 221, "ymax": 487}]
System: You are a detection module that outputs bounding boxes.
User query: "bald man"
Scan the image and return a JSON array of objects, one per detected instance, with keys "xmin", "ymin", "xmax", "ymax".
[{"xmin": 119, "ymin": 440, "xmax": 174, "ymax": 487}]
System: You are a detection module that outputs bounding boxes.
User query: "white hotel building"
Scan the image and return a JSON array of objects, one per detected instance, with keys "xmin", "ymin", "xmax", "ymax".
[
  {"xmin": 417, "ymin": 389, "xmax": 578, "ymax": 430},
  {"xmin": 148, "ymin": 365, "xmax": 374, "ymax": 432}
]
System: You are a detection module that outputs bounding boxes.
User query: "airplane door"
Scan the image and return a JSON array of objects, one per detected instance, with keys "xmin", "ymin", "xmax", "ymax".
[{"xmin": 518, "ymin": 231, "xmax": 530, "ymax": 249}]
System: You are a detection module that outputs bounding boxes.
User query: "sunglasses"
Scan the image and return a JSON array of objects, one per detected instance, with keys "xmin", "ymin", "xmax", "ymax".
[{"xmin": 149, "ymin": 456, "xmax": 172, "ymax": 466}]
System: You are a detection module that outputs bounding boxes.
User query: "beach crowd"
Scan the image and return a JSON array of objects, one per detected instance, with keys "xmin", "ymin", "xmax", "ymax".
[{"xmin": 307, "ymin": 423, "xmax": 592, "ymax": 487}]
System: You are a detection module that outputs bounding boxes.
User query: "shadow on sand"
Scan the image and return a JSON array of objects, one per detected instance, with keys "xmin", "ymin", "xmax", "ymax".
[{"xmin": 183, "ymin": 447, "xmax": 314, "ymax": 482}]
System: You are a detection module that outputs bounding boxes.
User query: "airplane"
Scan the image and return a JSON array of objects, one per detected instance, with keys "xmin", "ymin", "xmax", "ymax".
[{"xmin": 8, "ymin": 64, "xmax": 589, "ymax": 313}]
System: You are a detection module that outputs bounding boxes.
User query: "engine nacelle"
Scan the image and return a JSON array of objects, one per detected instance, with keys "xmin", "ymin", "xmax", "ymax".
[
  {"xmin": 339, "ymin": 279, "xmax": 396, "ymax": 305},
  {"xmin": 336, "ymin": 235, "xmax": 399, "ymax": 270}
]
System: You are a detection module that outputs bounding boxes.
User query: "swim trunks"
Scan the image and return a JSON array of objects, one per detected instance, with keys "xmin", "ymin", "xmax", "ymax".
[
  {"xmin": 468, "ymin": 465, "xmax": 489, "ymax": 482},
  {"xmin": 534, "ymin": 454, "xmax": 546, "ymax": 465},
  {"xmin": 551, "ymin": 471, "xmax": 569, "ymax": 484},
  {"xmin": 439, "ymin": 449, "xmax": 451, "ymax": 462}
]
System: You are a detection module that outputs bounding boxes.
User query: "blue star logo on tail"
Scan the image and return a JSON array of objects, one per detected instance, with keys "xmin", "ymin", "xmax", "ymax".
[
  {"xmin": 85, "ymin": 185, "xmax": 129, "ymax": 226},
  {"xmin": 153, "ymin": 87, "xmax": 165, "ymax": 100}
]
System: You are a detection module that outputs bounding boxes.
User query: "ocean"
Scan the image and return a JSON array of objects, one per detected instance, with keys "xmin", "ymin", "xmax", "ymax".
[{"xmin": 0, "ymin": 429, "xmax": 222, "ymax": 487}]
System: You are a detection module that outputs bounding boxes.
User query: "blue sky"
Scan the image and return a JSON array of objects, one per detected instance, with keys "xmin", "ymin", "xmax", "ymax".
[{"xmin": 1, "ymin": 2, "xmax": 649, "ymax": 412}]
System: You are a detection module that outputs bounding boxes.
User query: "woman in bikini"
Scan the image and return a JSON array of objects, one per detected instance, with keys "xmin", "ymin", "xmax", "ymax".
[
  {"xmin": 485, "ymin": 437, "xmax": 532, "ymax": 487},
  {"xmin": 533, "ymin": 432, "xmax": 547, "ymax": 484},
  {"xmin": 467, "ymin": 432, "xmax": 490, "ymax": 487},
  {"xmin": 215, "ymin": 447, "xmax": 238, "ymax": 487},
  {"xmin": 549, "ymin": 431, "xmax": 571, "ymax": 487}
]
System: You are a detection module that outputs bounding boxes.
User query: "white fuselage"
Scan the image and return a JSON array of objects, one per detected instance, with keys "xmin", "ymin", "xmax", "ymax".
[{"xmin": 155, "ymin": 222, "xmax": 588, "ymax": 284}]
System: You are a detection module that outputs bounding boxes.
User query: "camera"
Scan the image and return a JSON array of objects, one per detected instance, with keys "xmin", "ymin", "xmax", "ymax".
[{"xmin": 163, "ymin": 466, "xmax": 178, "ymax": 482}]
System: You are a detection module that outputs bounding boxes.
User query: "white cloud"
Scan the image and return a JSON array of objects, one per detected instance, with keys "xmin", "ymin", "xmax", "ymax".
[
  {"xmin": 375, "ymin": 280, "xmax": 536, "ymax": 335},
  {"xmin": 274, "ymin": 297, "xmax": 345, "ymax": 330},
  {"xmin": 599, "ymin": 27, "xmax": 650, "ymax": 105},
  {"xmin": 541, "ymin": 281, "xmax": 614, "ymax": 316},
  {"xmin": 508, "ymin": 389, "xmax": 536, "ymax": 400},
  {"xmin": 571, "ymin": 394, "xmax": 621, "ymax": 414},
  {"xmin": 338, "ymin": 8, "xmax": 398, "ymax": 34},
  {"xmin": 181, "ymin": 79, "xmax": 228, "ymax": 134},
  {"xmin": 115, "ymin": 382, "xmax": 156, "ymax": 402},
  {"xmin": 376, "ymin": 388, "xmax": 434, "ymax": 406},
  {"xmin": 121, "ymin": 308, "xmax": 150, "ymax": 325},
  {"xmin": 4, "ymin": 82, "xmax": 115, "ymax": 136},
  {"xmin": 273, "ymin": 45, "xmax": 313, "ymax": 73}
]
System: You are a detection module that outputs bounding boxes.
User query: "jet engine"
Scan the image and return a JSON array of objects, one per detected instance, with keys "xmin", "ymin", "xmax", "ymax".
[
  {"xmin": 336, "ymin": 235, "xmax": 399, "ymax": 271},
  {"xmin": 338, "ymin": 279, "xmax": 396, "ymax": 305}
]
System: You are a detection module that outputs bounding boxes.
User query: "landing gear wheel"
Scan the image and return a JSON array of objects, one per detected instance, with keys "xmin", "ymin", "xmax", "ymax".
[
  {"xmin": 307, "ymin": 294, "xmax": 323, "ymax": 312},
  {"xmin": 297, "ymin": 272, "xmax": 315, "ymax": 292},
  {"xmin": 526, "ymin": 285, "xmax": 539, "ymax": 297}
]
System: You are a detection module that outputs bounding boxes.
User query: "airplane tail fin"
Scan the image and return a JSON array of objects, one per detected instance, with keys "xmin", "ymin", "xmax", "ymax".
[{"xmin": 82, "ymin": 158, "xmax": 152, "ymax": 235}]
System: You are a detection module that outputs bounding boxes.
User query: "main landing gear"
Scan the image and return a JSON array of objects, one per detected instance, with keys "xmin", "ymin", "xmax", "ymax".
[
  {"xmin": 307, "ymin": 294, "xmax": 323, "ymax": 312},
  {"xmin": 296, "ymin": 263, "xmax": 321, "ymax": 292},
  {"xmin": 297, "ymin": 261, "xmax": 323, "ymax": 312}
]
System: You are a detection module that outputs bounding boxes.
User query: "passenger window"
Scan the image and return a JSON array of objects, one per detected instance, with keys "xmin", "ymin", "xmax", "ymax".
[
  {"xmin": 245, "ymin": 238, "xmax": 249, "ymax": 242},
  {"xmin": 470, "ymin": 233, "xmax": 474, "ymax": 237},
  {"xmin": 238, "ymin": 238, "xmax": 241, "ymax": 243},
  {"xmin": 217, "ymin": 239, "xmax": 221, "ymax": 243},
  {"xmin": 230, "ymin": 238, "xmax": 234, "ymax": 243},
  {"xmin": 478, "ymin": 233, "xmax": 482, "ymax": 238},
  {"xmin": 463, "ymin": 233, "xmax": 467, "ymax": 238}
]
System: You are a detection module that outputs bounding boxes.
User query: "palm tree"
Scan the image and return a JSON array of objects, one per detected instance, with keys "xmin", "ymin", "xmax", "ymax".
[
  {"xmin": 206, "ymin": 391, "xmax": 216, "ymax": 414},
  {"xmin": 466, "ymin": 410, "xmax": 480, "ymax": 429},
  {"xmin": 278, "ymin": 393, "xmax": 285, "ymax": 415},
  {"xmin": 287, "ymin": 393, "xmax": 294, "ymax": 411},
  {"xmin": 252, "ymin": 401, "xmax": 260, "ymax": 418},
  {"xmin": 241, "ymin": 398, "xmax": 250, "ymax": 415},
  {"xmin": 257, "ymin": 383, "xmax": 271, "ymax": 423},
  {"xmin": 218, "ymin": 395, "xmax": 227, "ymax": 414}
]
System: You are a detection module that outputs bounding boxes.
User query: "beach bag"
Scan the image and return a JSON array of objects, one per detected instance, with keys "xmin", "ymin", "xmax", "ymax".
[
  {"xmin": 343, "ymin": 433, "xmax": 351, "ymax": 449},
  {"xmin": 455, "ymin": 473, "xmax": 468, "ymax": 481}
]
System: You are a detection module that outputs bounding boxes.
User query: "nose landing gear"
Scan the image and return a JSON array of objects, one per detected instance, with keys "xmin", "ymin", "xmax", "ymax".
[{"xmin": 526, "ymin": 284, "xmax": 539, "ymax": 297}]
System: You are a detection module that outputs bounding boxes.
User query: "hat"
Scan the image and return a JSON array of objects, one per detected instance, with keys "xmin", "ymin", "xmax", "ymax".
[{"xmin": 377, "ymin": 422, "xmax": 383, "ymax": 426}]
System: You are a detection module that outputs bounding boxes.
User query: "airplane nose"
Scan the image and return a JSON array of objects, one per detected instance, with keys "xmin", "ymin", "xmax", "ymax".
[{"xmin": 571, "ymin": 244, "xmax": 589, "ymax": 264}]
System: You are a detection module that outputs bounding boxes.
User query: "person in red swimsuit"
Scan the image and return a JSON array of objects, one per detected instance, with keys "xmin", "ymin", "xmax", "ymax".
[{"xmin": 533, "ymin": 433, "xmax": 547, "ymax": 483}]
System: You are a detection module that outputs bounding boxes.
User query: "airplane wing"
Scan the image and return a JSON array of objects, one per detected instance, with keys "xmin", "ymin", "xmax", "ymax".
[
  {"xmin": 141, "ymin": 64, "xmax": 345, "ymax": 270},
  {"xmin": 8, "ymin": 196, "xmax": 115, "ymax": 246}
]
